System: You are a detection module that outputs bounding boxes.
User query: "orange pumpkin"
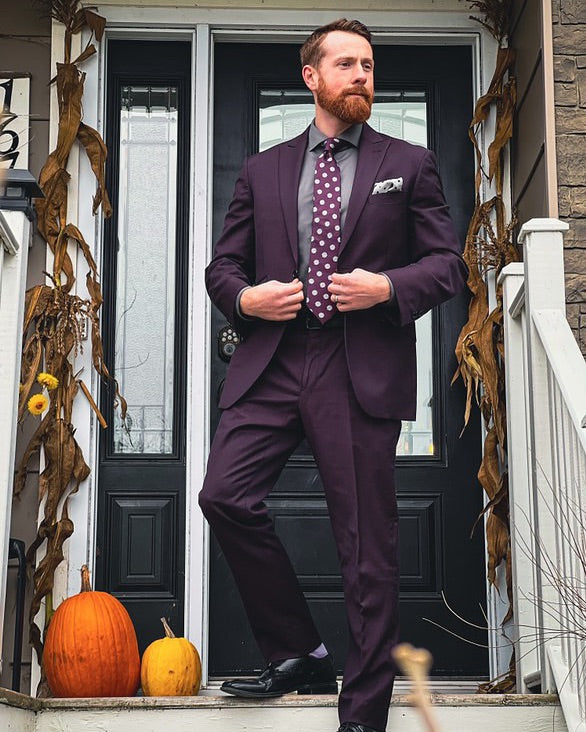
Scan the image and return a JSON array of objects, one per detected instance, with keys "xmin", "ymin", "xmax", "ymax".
[
  {"xmin": 141, "ymin": 617, "xmax": 202, "ymax": 696},
  {"xmin": 44, "ymin": 565, "xmax": 140, "ymax": 697}
]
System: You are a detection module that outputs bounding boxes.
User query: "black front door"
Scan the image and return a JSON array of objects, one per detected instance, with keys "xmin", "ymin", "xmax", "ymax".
[
  {"xmin": 209, "ymin": 41, "xmax": 486, "ymax": 678},
  {"xmin": 96, "ymin": 40, "xmax": 191, "ymax": 652}
]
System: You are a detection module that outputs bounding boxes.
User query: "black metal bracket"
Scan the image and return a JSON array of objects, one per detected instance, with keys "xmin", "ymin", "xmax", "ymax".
[{"xmin": 8, "ymin": 538, "xmax": 26, "ymax": 693}]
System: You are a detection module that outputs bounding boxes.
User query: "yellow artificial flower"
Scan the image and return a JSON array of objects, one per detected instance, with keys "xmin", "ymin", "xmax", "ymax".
[
  {"xmin": 37, "ymin": 372, "xmax": 59, "ymax": 390},
  {"xmin": 27, "ymin": 393, "xmax": 48, "ymax": 416}
]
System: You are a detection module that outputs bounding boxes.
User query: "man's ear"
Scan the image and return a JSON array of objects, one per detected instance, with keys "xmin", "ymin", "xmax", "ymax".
[{"xmin": 302, "ymin": 64, "xmax": 318, "ymax": 92}]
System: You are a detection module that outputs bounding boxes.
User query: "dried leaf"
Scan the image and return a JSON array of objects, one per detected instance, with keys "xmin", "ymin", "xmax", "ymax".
[
  {"xmin": 84, "ymin": 10, "xmax": 106, "ymax": 41},
  {"xmin": 18, "ymin": 336, "xmax": 43, "ymax": 421},
  {"xmin": 71, "ymin": 7, "xmax": 106, "ymax": 41},
  {"xmin": 71, "ymin": 43, "xmax": 96, "ymax": 68},
  {"xmin": 54, "ymin": 63, "xmax": 84, "ymax": 164},
  {"xmin": 78, "ymin": 379, "xmax": 107, "ymax": 429},
  {"xmin": 27, "ymin": 513, "xmax": 75, "ymax": 666},
  {"xmin": 63, "ymin": 223, "xmax": 98, "ymax": 273},
  {"xmin": 75, "ymin": 122, "xmax": 113, "ymax": 218},
  {"xmin": 478, "ymin": 649, "xmax": 516, "ymax": 693},
  {"xmin": 468, "ymin": 47, "xmax": 515, "ymax": 195},
  {"xmin": 488, "ymin": 77, "xmax": 516, "ymax": 187},
  {"xmin": 14, "ymin": 412, "xmax": 52, "ymax": 497}
]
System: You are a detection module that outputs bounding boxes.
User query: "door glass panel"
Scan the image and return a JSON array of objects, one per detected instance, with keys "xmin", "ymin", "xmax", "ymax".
[
  {"xmin": 258, "ymin": 88, "xmax": 433, "ymax": 456},
  {"xmin": 396, "ymin": 310, "xmax": 434, "ymax": 456},
  {"xmin": 113, "ymin": 85, "xmax": 178, "ymax": 454}
]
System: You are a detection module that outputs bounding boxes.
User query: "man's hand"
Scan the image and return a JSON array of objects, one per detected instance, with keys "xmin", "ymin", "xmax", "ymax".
[
  {"xmin": 240, "ymin": 278, "xmax": 304, "ymax": 321},
  {"xmin": 328, "ymin": 269, "xmax": 391, "ymax": 312}
]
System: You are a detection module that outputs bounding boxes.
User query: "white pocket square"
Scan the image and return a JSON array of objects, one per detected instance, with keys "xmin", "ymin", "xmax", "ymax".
[{"xmin": 372, "ymin": 177, "xmax": 403, "ymax": 195}]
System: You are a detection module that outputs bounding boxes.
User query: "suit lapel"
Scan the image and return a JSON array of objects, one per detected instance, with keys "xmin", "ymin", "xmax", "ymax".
[
  {"xmin": 279, "ymin": 128, "xmax": 309, "ymax": 266},
  {"xmin": 340, "ymin": 124, "xmax": 392, "ymax": 253}
]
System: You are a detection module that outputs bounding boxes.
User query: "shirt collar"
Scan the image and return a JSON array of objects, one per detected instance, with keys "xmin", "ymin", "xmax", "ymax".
[{"xmin": 308, "ymin": 121, "xmax": 363, "ymax": 151}]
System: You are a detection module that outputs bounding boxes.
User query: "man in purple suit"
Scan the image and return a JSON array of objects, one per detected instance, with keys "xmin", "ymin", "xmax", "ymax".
[{"xmin": 199, "ymin": 18, "xmax": 467, "ymax": 732}]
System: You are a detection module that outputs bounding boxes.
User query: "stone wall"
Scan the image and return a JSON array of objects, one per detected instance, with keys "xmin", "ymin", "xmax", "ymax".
[{"xmin": 552, "ymin": 0, "xmax": 586, "ymax": 351}]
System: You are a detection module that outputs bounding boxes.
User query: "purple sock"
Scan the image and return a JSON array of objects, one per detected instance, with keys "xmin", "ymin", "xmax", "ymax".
[{"xmin": 309, "ymin": 643, "xmax": 328, "ymax": 659}]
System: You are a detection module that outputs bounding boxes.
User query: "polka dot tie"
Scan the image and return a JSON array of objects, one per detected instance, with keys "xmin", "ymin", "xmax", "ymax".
[{"xmin": 306, "ymin": 137, "xmax": 342, "ymax": 323}]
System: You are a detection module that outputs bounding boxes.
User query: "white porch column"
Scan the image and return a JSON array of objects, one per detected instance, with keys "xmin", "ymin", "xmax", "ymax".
[
  {"xmin": 0, "ymin": 208, "xmax": 32, "ymax": 678},
  {"xmin": 518, "ymin": 217, "xmax": 569, "ymax": 693}
]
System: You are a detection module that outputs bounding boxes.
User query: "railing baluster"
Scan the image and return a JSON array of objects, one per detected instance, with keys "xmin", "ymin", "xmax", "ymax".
[
  {"xmin": 568, "ymin": 426, "xmax": 586, "ymax": 720},
  {"xmin": 565, "ymin": 396, "xmax": 580, "ymax": 698},
  {"xmin": 568, "ymin": 434, "xmax": 577, "ymax": 700},
  {"xmin": 576, "ymin": 440, "xmax": 586, "ymax": 720},
  {"xmin": 561, "ymin": 381, "xmax": 576, "ymax": 678},
  {"xmin": 577, "ymin": 445, "xmax": 586, "ymax": 722},
  {"xmin": 550, "ymin": 373, "xmax": 568, "ymax": 673}
]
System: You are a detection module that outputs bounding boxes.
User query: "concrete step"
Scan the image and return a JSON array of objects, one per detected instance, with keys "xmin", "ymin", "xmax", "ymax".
[{"xmin": 0, "ymin": 687, "xmax": 569, "ymax": 732}]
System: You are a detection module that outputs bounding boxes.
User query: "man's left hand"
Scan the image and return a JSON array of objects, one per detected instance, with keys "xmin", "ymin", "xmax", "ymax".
[{"xmin": 328, "ymin": 268, "xmax": 391, "ymax": 312}]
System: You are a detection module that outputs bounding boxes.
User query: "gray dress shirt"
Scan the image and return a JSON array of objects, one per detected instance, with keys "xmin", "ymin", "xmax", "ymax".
[{"xmin": 236, "ymin": 121, "xmax": 393, "ymax": 317}]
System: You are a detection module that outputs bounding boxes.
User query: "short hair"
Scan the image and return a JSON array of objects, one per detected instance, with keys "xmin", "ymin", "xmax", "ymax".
[{"xmin": 299, "ymin": 19, "xmax": 372, "ymax": 68}]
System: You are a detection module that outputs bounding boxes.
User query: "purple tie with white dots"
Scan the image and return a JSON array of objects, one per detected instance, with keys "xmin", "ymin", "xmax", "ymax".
[{"xmin": 306, "ymin": 137, "xmax": 342, "ymax": 323}]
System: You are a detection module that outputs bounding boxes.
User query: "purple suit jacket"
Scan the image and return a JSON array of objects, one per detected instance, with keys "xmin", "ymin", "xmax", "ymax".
[{"xmin": 205, "ymin": 123, "xmax": 468, "ymax": 420}]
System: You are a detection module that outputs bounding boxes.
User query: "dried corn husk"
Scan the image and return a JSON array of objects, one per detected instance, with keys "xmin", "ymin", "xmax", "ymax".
[
  {"xmin": 452, "ymin": 0, "xmax": 517, "ymax": 692},
  {"xmin": 18, "ymin": 1, "xmax": 124, "ymax": 697}
]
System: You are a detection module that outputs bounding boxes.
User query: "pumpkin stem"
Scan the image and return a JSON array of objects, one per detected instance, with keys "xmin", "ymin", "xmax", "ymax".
[
  {"xmin": 160, "ymin": 617, "xmax": 176, "ymax": 638},
  {"xmin": 80, "ymin": 564, "xmax": 92, "ymax": 593}
]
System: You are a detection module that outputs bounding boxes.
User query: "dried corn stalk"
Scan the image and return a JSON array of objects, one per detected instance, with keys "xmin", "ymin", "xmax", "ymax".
[
  {"xmin": 17, "ymin": 0, "xmax": 124, "ymax": 696},
  {"xmin": 452, "ymin": 0, "xmax": 518, "ymax": 691}
]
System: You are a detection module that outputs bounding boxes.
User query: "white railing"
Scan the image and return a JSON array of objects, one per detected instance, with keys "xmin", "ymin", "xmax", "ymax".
[
  {"xmin": 501, "ymin": 218, "xmax": 586, "ymax": 731},
  {"xmin": 0, "ymin": 208, "xmax": 31, "ymax": 677}
]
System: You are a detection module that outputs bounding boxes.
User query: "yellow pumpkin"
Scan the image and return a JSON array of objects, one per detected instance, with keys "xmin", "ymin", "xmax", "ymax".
[{"xmin": 141, "ymin": 618, "xmax": 202, "ymax": 696}]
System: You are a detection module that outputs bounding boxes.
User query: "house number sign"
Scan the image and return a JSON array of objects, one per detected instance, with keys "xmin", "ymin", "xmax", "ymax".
[{"xmin": 0, "ymin": 76, "xmax": 30, "ymax": 169}]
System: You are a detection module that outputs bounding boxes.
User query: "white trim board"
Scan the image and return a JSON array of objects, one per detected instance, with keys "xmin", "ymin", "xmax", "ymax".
[
  {"xmin": 0, "ymin": 210, "xmax": 31, "ymax": 681},
  {"xmin": 56, "ymin": 6, "xmax": 502, "ymax": 693},
  {"xmin": 95, "ymin": 5, "xmax": 483, "ymax": 31}
]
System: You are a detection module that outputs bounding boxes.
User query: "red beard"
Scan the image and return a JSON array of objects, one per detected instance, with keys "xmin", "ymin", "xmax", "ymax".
[{"xmin": 316, "ymin": 79, "xmax": 373, "ymax": 125}]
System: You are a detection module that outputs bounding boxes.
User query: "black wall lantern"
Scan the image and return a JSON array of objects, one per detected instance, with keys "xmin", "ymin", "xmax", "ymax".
[{"xmin": 0, "ymin": 169, "xmax": 44, "ymax": 220}]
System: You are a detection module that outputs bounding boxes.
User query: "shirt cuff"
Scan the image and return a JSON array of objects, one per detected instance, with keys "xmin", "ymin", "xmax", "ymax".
[
  {"xmin": 236, "ymin": 286, "xmax": 255, "ymax": 321},
  {"xmin": 378, "ymin": 272, "xmax": 395, "ymax": 303}
]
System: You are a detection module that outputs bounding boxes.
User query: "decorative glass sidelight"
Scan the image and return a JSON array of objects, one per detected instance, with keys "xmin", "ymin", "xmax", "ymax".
[
  {"xmin": 258, "ymin": 89, "xmax": 434, "ymax": 456},
  {"xmin": 113, "ymin": 85, "xmax": 179, "ymax": 454}
]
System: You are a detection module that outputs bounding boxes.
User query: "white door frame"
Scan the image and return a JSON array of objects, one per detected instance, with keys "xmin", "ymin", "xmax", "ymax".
[{"xmin": 61, "ymin": 5, "xmax": 504, "ymax": 688}]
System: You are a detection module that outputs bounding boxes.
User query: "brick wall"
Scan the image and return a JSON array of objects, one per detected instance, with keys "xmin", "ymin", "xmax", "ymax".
[{"xmin": 552, "ymin": 0, "xmax": 586, "ymax": 351}]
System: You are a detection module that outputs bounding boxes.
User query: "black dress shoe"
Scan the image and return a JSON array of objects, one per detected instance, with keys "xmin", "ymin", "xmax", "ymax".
[
  {"xmin": 220, "ymin": 654, "xmax": 338, "ymax": 698},
  {"xmin": 337, "ymin": 723, "xmax": 383, "ymax": 732}
]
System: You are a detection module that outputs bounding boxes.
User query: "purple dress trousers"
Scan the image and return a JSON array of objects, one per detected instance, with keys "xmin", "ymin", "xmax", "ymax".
[{"xmin": 200, "ymin": 123, "xmax": 468, "ymax": 730}]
